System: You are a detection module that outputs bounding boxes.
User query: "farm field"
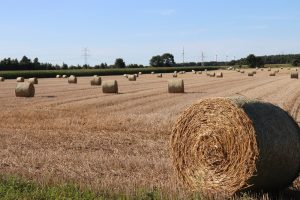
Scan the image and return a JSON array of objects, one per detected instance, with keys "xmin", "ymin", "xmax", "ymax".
[{"xmin": 1, "ymin": 68, "xmax": 300, "ymax": 199}]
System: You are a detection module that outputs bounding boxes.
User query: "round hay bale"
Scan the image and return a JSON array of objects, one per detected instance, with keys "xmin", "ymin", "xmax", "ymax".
[
  {"xmin": 93, "ymin": 75, "xmax": 99, "ymax": 77},
  {"xmin": 268, "ymin": 68, "xmax": 271, "ymax": 71},
  {"xmin": 197, "ymin": 71, "xmax": 202, "ymax": 74},
  {"xmin": 68, "ymin": 75, "xmax": 77, "ymax": 84},
  {"xmin": 15, "ymin": 82, "xmax": 35, "ymax": 97},
  {"xmin": 291, "ymin": 72, "xmax": 298, "ymax": 79},
  {"xmin": 0, "ymin": 77, "xmax": 5, "ymax": 82},
  {"xmin": 261, "ymin": 68, "xmax": 264, "ymax": 71},
  {"xmin": 216, "ymin": 72, "xmax": 223, "ymax": 78},
  {"xmin": 252, "ymin": 71, "xmax": 257, "ymax": 74},
  {"xmin": 90, "ymin": 76, "xmax": 102, "ymax": 85},
  {"xmin": 236, "ymin": 69, "xmax": 240, "ymax": 72},
  {"xmin": 56, "ymin": 75, "xmax": 62, "ymax": 78},
  {"xmin": 128, "ymin": 75, "xmax": 136, "ymax": 81},
  {"xmin": 281, "ymin": 67, "xmax": 283, "ymax": 70},
  {"xmin": 269, "ymin": 72, "xmax": 276, "ymax": 76},
  {"xmin": 135, "ymin": 73, "xmax": 139, "ymax": 78},
  {"xmin": 240, "ymin": 70, "xmax": 245, "ymax": 74},
  {"xmin": 209, "ymin": 72, "xmax": 215, "ymax": 77},
  {"xmin": 151, "ymin": 71, "xmax": 155, "ymax": 74},
  {"xmin": 168, "ymin": 79, "xmax": 184, "ymax": 93},
  {"xmin": 123, "ymin": 74, "xmax": 128, "ymax": 78},
  {"xmin": 288, "ymin": 67, "xmax": 291, "ymax": 70},
  {"xmin": 102, "ymin": 80, "xmax": 118, "ymax": 93},
  {"xmin": 275, "ymin": 69, "xmax": 280, "ymax": 73},
  {"xmin": 28, "ymin": 77, "xmax": 38, "ymax": 84},
  {"xmin": 157, "ymin": 73, "xmax": 162, "ymax": 78},
  {"xmin": 139, "ymin": 72, "xmax": 142, "ymax": 75},
  {"xmin": 16, "ymin": 77, "xmax": 24, "ymax": 82},
  {"xmin": 171, "ymin": 97, "xmax": 300, "ymax": 197},
  {"xmin": 248, "ymin": 72, "xmax": 254, "ymax": 76},
  {"xmin": 173, "ymin": 73, "xmax": 178, "ymax": 78},
  {"xmin": 62, "ymin": 75, "xmax": 67, "ymax": 78}
]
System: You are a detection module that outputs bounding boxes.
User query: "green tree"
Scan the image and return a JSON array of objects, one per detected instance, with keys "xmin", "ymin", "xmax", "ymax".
[
  {"xmin": 62, "ymin": 63, "xmax": 68, "ymax": 69},
  {"xmin": 292, "ymin": 59, "xmax": 299, "ymax": 66},
  {"xmin": 20, "ymin": 56, "xmax": 31, "ymax": 66},
  {"xmin": 114, "ymin": 58, "xmax": 126, "ymax": 68},
  {"xmin": 150, "ymin": 55, "xmax": 163, "ymax": 67},
  {"xmin": 161, "ymin": 53, "xmax": 175, "ymax": 67},
  {"xmin": 245, "ymin": 54, "xmax": 264, "ymax": 68}
]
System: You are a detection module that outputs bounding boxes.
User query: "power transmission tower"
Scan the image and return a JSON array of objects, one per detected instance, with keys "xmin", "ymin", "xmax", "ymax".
[
  {"xmin": 201, "ymin": 52, "xmax": 205, "ymax": 66},
  {"xmin": 182, "ymin": 47, "xmax": 185, "ymax": 64},
  {"xmin": 216, "ymin": 54, "xmax": 218, "ymax": 62},
  {"xmin": 82, "ymin": 48, "xmax": 90, "ymax": 66}
]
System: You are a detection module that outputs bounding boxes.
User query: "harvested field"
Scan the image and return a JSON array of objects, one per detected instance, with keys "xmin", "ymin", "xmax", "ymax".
[{"xmin": 1, "ymin": 68, "xmax": 300, "ymax": 198}]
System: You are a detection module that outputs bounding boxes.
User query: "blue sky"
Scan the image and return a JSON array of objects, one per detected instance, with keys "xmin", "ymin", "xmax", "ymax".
[{"xmin": 0, "ymin": 0, "xmax": 299, "ymax": 65}]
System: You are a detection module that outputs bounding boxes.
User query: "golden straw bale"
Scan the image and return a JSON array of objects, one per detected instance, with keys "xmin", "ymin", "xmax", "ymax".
[
  {"xmin": 168, "ymin": 79, "xmax": 184, "ymax": 93},
  {"xmin": 68, "ymin": 75, "xmax": 77, "ymax": 84},
  {"xmin": 102, "ymin": 80, "xmax": 118, "ymax": 93},
  {"xmin": 15, "ymin": 82, "xmax": 35, "ymax": 97},
  {"xmin": 171, "ymin": 97, "xmax": 300, "ymax": 197},
  {"xmin": 16, "ymin": 77, "xmax": 24, "ymax": 82}
]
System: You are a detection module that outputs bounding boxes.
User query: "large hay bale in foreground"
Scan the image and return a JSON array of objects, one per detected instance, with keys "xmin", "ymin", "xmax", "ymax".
[
  {"xmin": 0, "ymin": 77, "xmax": 5, "ymax": 82},
  {"xmin": 16, "ymin": 77, "xmax": 24, "ymax": 82},
  {"xmin": 102, "ymin": 80, "xmax": 118, "ymax": 93},
  {"xmin": 168, "ymin": 79, "xmax": 184, "ymax": 93},
  {"xmin": 128, "ymin": 75, "xmax": 136, "ymax": 81},
  {"xmin": 15, "ymin": 82, "xmax": 35, "ymax": 97},
  {"xmin": 171, "ymin": 97, "xmax": 300, "ymax": 197},
  {"xmin": 90, "ymin": 76, "xmax": 102, "ymax": 85},
  {"xmin": 291, "ymin": 72, "xmax": 299, "ymax": 79},
  {"xmin": 68, "ymin": 75, "xmax": 77, "ymax": 84},
  {"xmin": 28, "ymin": 77, "xmax": 38, "ymax": 84}
]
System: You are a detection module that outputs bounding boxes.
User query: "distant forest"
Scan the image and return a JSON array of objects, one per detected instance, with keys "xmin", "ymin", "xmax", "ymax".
[{"xmin": 0, "ymin": 54, "xmax": 299, "ymax": 71}]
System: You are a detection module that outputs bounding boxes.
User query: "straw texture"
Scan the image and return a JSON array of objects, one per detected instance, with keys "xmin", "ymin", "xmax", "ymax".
[{"xmin": 171, "ymin": 97, "xmax": 300, "ymax": 197}]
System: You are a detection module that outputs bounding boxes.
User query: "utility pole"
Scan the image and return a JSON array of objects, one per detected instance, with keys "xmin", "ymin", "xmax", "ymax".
[{"xmin": 82, "ymin": 48, "xmax": 90, "ymax": 66}]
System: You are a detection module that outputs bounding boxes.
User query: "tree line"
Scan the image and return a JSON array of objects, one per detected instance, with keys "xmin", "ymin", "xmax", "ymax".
[
  {"xmin": 0, "ymin": 53, "xmax": 299, "ymax": 71},
  {"xmin": 0, "ymin": 56, "xmax": 144, "ymax": 71}
]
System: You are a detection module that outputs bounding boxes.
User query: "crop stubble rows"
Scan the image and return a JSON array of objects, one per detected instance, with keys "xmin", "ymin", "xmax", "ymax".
[{"xmin": 0, "ymin": 69, "xmax": 300, "ymax": 195}]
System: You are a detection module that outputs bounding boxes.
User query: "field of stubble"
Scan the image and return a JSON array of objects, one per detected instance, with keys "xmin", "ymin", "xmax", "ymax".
[{"xmin": 1, "ymin": 68, "xmax": 300, "ymax": 198}]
